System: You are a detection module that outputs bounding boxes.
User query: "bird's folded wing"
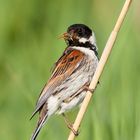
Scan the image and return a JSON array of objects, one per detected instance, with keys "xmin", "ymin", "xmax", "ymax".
[{"xmin": 30, "ymin": 49, "xmax": 85, "ymax": 119}]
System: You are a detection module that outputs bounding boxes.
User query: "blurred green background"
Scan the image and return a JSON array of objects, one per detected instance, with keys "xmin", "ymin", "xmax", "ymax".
[{"xmin": 0, "ymin": 0, "xmax": 139, "ymax": 140}]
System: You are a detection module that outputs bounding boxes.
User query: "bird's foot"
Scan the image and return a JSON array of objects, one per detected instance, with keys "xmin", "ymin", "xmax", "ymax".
[
  {"xmin": 84, "ymin": 85, "xmax": 95, "ymax": 93},
  {"xmin": 62, "ymin": 113, "xmax": 79, "ymax": 136},
  {"xmin": 67, "ymin": 123, "xmax": 79, "ymax": 136}
]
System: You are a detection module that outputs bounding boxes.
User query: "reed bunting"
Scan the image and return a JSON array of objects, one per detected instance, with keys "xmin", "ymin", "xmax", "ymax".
[{"xmin": 30, "ymin": 24, "xmax": 98, "ymax": 140}]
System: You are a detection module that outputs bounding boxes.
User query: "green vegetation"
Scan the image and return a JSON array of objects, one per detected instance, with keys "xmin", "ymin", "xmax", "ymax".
[{"xmin": 0, "ymin": 0, "xmax": 139, "ymax": 140}]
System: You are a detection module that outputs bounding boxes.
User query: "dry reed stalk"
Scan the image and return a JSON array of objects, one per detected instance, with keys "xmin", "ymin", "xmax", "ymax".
[{"xmin": 68, "ymin": 0, "xmax": 132, "ymax": 140}]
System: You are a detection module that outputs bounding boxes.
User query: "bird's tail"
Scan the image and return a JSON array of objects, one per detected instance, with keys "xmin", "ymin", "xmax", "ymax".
[{"xmin": 30, "ymin": 114, "xmax": 48, "ymax": 140}]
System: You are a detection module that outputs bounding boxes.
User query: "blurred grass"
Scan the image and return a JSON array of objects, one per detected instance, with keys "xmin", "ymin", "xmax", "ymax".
[{"xmin": 0, "ymin": 0, "xmax": 139, "ymax": 140}]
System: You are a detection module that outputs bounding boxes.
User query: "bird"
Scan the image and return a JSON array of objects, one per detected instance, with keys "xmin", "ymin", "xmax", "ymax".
[{"xmin": 30, "ymin": 23, "xmax": 98, "ymax": 140}]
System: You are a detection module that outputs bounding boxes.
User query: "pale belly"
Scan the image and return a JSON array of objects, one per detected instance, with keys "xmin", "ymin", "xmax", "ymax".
[
  {"xmin": 57, "ymin": 91, "xmax": 86, "ymax": 114},
  {"xmin": 48, "ymin": 47, "xmax": 98, "ymax": 115}
]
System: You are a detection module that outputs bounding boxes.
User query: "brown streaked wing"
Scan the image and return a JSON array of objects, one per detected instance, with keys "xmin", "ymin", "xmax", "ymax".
[{"xmin": 30, "ymin": 49, "xmax": 85, "ymax": 119}]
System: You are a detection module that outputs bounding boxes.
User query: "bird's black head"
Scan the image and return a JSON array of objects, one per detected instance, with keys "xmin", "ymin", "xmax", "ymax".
[
  {"xmin": 67, "ymin": 24, "xmax": 92, "ymax": 39},
  {"xmin": 62, "ymin": 24, "xmax": 97, "ymax": 52}
]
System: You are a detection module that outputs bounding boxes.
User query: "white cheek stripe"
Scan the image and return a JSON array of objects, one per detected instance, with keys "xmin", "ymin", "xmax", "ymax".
[
  {"xmin": 79, "ymin": 38, "xmax": 87, "ymax": 43},
  {"xmin": 79, "ymin": 32, "xmax": 97, "ymax": 47}
]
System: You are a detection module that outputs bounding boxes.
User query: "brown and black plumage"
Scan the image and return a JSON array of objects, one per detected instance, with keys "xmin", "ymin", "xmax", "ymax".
[{"xmin": 30, "ymin": 24, "xmax": 98, "ymax": 140}]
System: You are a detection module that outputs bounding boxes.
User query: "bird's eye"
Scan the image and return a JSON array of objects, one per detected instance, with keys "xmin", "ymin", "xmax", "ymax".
[{"xmin": 77, "ymin": 29, "xmax": 83, "ymax": 36}]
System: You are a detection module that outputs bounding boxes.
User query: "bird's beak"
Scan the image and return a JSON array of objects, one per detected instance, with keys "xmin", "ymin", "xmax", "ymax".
[{"xmin": 59, "ymin": 32, "xmax": 73, "ymax": 40}]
